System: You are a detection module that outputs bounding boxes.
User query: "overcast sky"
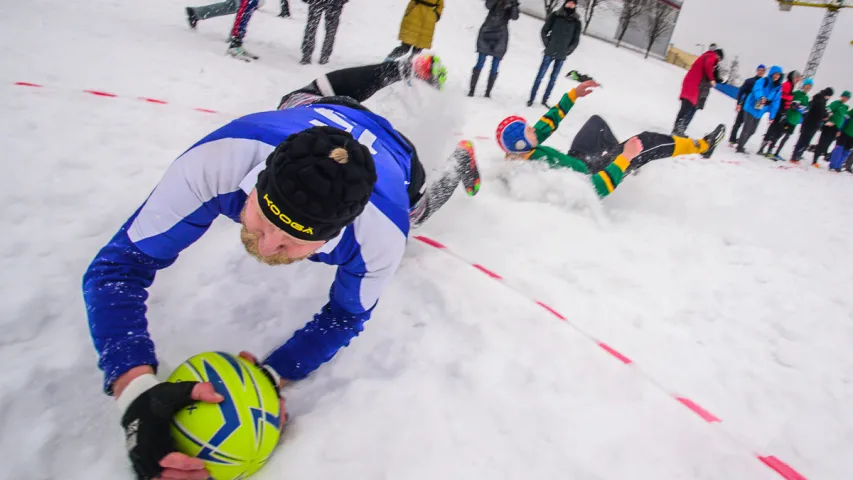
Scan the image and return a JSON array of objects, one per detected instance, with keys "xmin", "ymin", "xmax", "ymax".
[{"xmin": 670, "ymin": 0, "xmax": 852, "ymax": 89}]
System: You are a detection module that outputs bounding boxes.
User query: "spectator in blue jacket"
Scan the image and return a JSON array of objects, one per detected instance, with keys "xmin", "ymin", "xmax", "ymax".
[
  {"xmin": 729, "ymin": 64, "xmax": 766, "ymax": 145},
  {"xmin": 735, "ymin": 65, "xmax": 783, "ymax": 154}
]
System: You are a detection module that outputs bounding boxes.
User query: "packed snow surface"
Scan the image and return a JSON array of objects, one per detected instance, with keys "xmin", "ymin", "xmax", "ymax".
[{"xmin": 1, "ymin": 0, "xmax": 852, "ymax": 479}]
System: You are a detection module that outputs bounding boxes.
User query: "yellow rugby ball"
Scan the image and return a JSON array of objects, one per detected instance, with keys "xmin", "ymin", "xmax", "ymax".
[{"xmin": 166, "ymin": 352, "xmax": 281, "ymax": 480}]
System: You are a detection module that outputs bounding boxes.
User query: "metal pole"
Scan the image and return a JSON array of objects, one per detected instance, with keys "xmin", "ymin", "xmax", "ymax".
[{"xmin": 803, "ymin": 2, "xmax": 843, "ymax": 78}]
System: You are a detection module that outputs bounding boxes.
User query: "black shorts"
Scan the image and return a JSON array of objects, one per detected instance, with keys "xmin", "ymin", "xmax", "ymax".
[{"xmin": 399, "ymin": 132, "xmax": 426, "ymax": 207}]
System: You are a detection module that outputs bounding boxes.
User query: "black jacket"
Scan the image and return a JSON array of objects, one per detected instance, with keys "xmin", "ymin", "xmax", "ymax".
[
  {"xmin": 803, "ymin": 88, "xmax": 833, "ymax": 129},
  {"xmin": 737, "ymin": 75, "xmax": 762, "ymax": 106},
  {"xmin": 541, "ymin": 7, "xmax": 582, "ymax": 60},
  {"xmin": 476, "ymin": 0, "xmax": 519, "ymax": 58}
]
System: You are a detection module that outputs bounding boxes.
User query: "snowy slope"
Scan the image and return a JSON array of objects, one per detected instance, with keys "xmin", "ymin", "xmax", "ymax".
[{"xmin": 1, "ymin": 0, "xmax": 852, "ymax": 479}]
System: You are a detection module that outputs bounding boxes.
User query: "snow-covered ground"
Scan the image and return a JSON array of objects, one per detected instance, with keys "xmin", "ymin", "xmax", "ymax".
[{"xmin": 2, "ymin": 0, "xmax": 852, "ymax": 479}]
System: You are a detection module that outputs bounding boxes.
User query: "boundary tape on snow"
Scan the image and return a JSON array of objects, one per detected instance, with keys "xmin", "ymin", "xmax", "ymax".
[
  {"xmin": 12, "ymin": 81, "xmax": 224, "ymax": 116},
  {"xmin": 411, "ymin": 234, "xmax": 808, "ymax": 480},
  {"xmin": 7, "ymin": 81, "xmax": 847, "ymax": 174}
]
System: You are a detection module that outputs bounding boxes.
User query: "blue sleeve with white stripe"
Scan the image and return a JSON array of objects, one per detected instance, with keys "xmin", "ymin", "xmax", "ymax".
[
  {"xmin": 84, "ymin": 106, "xmax": 413, "ymax": 390},
  {"xmin": 84, "ymin": 134, "xmax": 269, "ymax": 393}
]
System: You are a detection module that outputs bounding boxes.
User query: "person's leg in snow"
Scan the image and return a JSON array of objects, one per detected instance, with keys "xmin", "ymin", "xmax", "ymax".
[
  {"xmin": 227, "ymin": 0, "xmax": 259, "ymax": 60},
  {"xmin": 386, "ymin": 43, "xmax": 413, "ymax": 60},
  {"xmin": 279, "ymin": 0, "xmax": 290, "ymax": 17},
  {"xmin": 528, "ymin": 55, "xmax": 554, "ymax": 107},
  {"xmin": 736, "ymin": 114, "xmax": 760, "ymax": 153},
  {"xmin": 791, "ymin": 123, "xmax": 820, "ymax": 162},
  {"xmin": 773, "ymin": 123, "xmax": 795, "ymax": 158},
  {"xmin": 814, "ymin": 124, "xmax": 838, "ymax": 165},
  {"xmin": 409, "ymin": 140, "xmax": 480, "ymax": 228},
  {"xmin": 186, "ymin": 0, "xmax": 238, "ymax": 28},
  {"xmin": 761, "ymin": 111, "xmax": 791, "ymax": 157},
  {"xmin": 729, "ymin": 109, "xmax": 745, "ymax": 145},
  {"xmin": 673, "ymin": 99, "xmax": 696, "ymax": 137},
  {"xmin": 485, "ymin": 57, "xmax": 500, "ymax": 98},
  {"xmin": 541, "ymin": 59, "xmax": 565, "ymax": 106},
  {"xmin": 469, "ymin": 53, "xmax": 487, "ymax": 97},
  {"xmin": 319, "ymin": 4, "xmax": 343, "ymax": 64},
  {"xmin": 300, "ymin": 2, "xmax": 324, "ymax": 64},
  {"xmin": 570, "ymin": 116, "xmax": 725, "ymax": 174}
]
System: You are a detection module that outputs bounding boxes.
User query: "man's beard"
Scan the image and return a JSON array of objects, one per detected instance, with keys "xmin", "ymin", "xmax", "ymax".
[{"xmin": 239, "ymin": 207, "xmax": 311, "ymax": 266}]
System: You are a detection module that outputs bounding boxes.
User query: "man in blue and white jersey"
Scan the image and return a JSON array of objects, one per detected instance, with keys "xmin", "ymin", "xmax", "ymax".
[{"xmin": 82, "ymin": 55, "xmax": 479, "ymax": 480}]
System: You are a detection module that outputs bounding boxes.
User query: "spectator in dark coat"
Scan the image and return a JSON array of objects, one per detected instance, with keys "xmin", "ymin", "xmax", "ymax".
[
  {"xmin": 791, "ymin": 87, "xmax": 834, "ymax": 162},
  {"xmin": 729, "ymin": 65, "xmax": 766, "ymax": 145},
  {"xmin": 673, "ymin": 48, "xmax": 723, "ymax": 136},
  {"xmin": 468, "ymin": 0, "xmax": 520, "ymax": 98},
  {"xmin": 527, "ymin": 0, "xmax": 582, "ymax": 107},
  {"xmin": 301, "ymin": 0, "xmax": 349, "ymax": 65}
]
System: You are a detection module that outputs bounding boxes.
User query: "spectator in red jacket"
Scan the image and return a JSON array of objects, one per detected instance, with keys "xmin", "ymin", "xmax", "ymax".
[{"xmin": 673, "ymin": 48, "xmax": 724, "ymax": 137}]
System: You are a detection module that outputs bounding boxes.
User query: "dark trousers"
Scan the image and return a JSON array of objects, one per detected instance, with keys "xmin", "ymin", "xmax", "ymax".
[
  {"xmin": 814, "ymin": 124, "xmax": 838, "ymax": 163},
  {"xmin": 729, "ymin": 109, "xmax": 745, "ymax": 143},
  {"xmin": 569, "ymin": 115, "xmax": 676, "ymax": 174},
  {"xmin": 792, "ymin": 124, "xmax": 820, "ymax": 161},
  {"xmin": 475, "ymin": 53, "xmax": 501, "ymax": 75},
  {"xmin": 302, "ymin": 3, "xmax": 343, "ymax": 62},
  {"xmin": 773, "ymin": 123, "xmax": 795, "ymax": 156},
  {"xmin": 673, "ymin": 99, "xmax": 696, "ymax": 137},
  {"xmin": 387, "ymin": 43, "xmax": 422, "ymax": 60},
  {"xmin": 760, "ymin": 111, "xmax": 788, "ymax": 152},
  {"xmin": 191, "ymin": 0, "xmax": 238, "ymax": 20},
  {"xmin": 280, "ymin": 0, "xmax": 290, "ymax": 15},
  {"xmin": 736, "ymin": 114, "xmax": 761, "ymax": 150},
  {"xmin": 530, "ymin": 55, "xmax": 565, "ymax": 103},
  {"xmin": 229, "ymin": 0, "xmax": 258, "ymax": 45}
]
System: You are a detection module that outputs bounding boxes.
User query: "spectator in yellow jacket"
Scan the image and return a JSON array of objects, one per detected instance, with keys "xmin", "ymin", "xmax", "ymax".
[{"xmin": 386, "ymin": 0, "xmax": 444, "ymax": 59}]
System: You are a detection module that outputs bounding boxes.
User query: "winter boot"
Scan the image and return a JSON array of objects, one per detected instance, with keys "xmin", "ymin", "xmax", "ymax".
[
  {"xmin": 186, "ymin": 7, "xmax": 198, "ymax": 29},
  {"xmin": 757, "ymin": 141, "xmax": 769, "ymax": 156},
  {"xmin": 485, "ymin": 72, "xmax": 498, "ymax": 98},
  {"xmin": 701, "ymin": 124, "xmax": 726, "ymax": 159},
  {"xmin": 227, "ymin": 42, "xmax": 259, "ymax": 62},
  {"xmin": 468, "ymin": 68, "xmax": 481, "ymax": 97}
]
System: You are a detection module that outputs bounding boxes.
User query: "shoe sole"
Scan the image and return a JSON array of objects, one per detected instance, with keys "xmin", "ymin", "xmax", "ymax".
[{"xmin": 457, "ymin": 140, "xmax": 480, "ymax": 196}]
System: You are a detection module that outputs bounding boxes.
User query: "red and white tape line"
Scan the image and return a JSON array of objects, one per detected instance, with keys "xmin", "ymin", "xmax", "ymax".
[
  {"xmin": 412, "ymin": 234, "xmax": 808, "ymax": 480},
  {"xmin": 5, "ymin": 81, "xmax": 839, "ymax": 176},
  {"xmin": 13, "ymin": 81, "xmax": 227, "ymax": 116}
]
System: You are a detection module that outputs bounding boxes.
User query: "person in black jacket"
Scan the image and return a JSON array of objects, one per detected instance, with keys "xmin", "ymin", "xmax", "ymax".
[
  {"xmin": 469, "ymin": 0, "xmax": 520, "ymax": 98},
  {"xmin": 300, "ymin": 0, "xmax": 349, "ymax": 65},
  {"xmin": 527, "ymin": 0, "xmax": 582, "ymax": 107},
  {"xmin": 728, "ymin": 64, "xmax": 765, "ymax": 145},
  {"xmin": 791, "ymin": 87, "xmax": 834, "ymax": 162}
]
